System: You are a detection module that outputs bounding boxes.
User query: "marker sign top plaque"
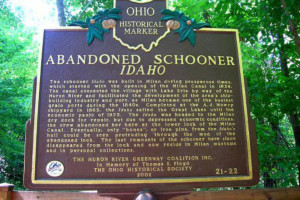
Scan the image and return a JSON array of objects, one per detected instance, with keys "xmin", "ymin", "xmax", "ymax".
[{"xmin": 24, "ymin": 0, "xmax": 259, "ymax": 191}]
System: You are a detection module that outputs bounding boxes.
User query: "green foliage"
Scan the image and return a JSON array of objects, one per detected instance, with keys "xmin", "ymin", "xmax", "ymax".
[
  {"xmin": 161, "ymin": 9, "xmax": 211, "ymax": 46},
  {"xmin": 0, "ymin": 2, "xmax": 38, "ymax": 189},
  {"xmin": 64, "ymin": 0, "xmax": 114, "ymax": 24},
  {"xmin": 173, "ymin": 0, "xmax": 300, "ymax": 187},
  {"xmin": 69, "ymin": 8, "xmax": 121, "ymax": 45},
  {"xmin": 254, "ymin": 121, "xmax": 299, "ymax": 187},
  {"xmin": 242, "ymin": 43, "xmax": 300, "ymax": 187}
]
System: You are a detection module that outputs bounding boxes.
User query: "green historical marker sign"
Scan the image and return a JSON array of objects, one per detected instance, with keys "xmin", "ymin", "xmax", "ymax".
[{"xmin": 24, "ymin": 0, "xmax": 259, "ymax": 191}]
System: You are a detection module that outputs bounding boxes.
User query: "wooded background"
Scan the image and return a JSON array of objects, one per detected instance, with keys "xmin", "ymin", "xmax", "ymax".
[{"xmin": 0, "ymin": 0, "xmax": 299, "ymax": 190}]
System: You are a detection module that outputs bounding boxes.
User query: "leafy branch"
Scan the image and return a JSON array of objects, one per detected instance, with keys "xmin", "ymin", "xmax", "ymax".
[
  {"xmin": 69, "ymin": 8, "xmax": 121, "ymax": 45},
  {"xmin": 161, "ymin": 9, "xmax": 211, "ymax": 46}
]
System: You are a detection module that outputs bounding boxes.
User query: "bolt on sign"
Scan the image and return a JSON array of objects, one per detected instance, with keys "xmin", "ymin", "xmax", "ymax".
[{"xmin": 24, "ymin": 0, "xmax": 259, "ymax": 191}]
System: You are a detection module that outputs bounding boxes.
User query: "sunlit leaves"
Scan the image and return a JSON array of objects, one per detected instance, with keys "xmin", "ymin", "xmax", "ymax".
[
  {"xmin": 64, "ymin": 0, "xmax": 114, "ymax": 23},
  {"xmin": 0, "ymin": 3, "xmax": 38, "ymax": 189}
]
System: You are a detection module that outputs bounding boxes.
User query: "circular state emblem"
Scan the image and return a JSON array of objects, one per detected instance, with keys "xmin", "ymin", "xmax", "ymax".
[{"xmin": 46, "ymin": 161, "xmax": 64, "ymax": 177}]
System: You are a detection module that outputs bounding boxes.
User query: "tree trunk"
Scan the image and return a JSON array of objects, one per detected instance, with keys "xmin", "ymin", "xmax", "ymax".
[
  {"xmin": 280, "ymin": 0, "xmax": 300, "ymax": 58},
  {"xmin": 56, "ymin": 0, "xmax": 66, "ymax": 26},
  {"xmin": 290, "ymin": 115, "xmax": 300, "ymax": 148},
  {"xmin": 203, "ymin": 10, "xmax": 209, "ymax": 23},
  {"xmin": 258, "ymin": 119, "xmax": 277, "ymax": 188},
  {"xmin": 270, "ymin": 122, "xmax": 290, "ymax": 148},
  {"xmin": 277, "ymin": 34, "xmax": 289, "ymax": 77},
  {"xmin": 278, "ymin": 32, "xmax": 300, "ymax": 186},
  {"xmin": 264, "ymin": 171, "xmax": 277, "ymax": 188},
  {"xmin": 290, "ymin": 114, "xmax": 300, "ymax": 186}
]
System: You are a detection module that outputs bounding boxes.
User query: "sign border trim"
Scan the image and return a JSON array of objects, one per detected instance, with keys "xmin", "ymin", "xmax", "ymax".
[{"xmin": 31, "ymin": 28, "xmax": 253, "ymax": 185}]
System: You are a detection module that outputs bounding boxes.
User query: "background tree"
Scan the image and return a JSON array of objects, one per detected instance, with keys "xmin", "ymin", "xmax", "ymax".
[
  {"xmin": 0, "ymin": 1, "xmax": 38, "ymax": 189},
  {"xmin": 58, "ymin": 0, "xmax": 113, "ymax": 25},
  {"xmin": 173, "ymin": 0, "xmax": 300, "ymax": 187},
  {"xmin": 56, "ymin": 0, "xmax": 67, "ymax": 26}
]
